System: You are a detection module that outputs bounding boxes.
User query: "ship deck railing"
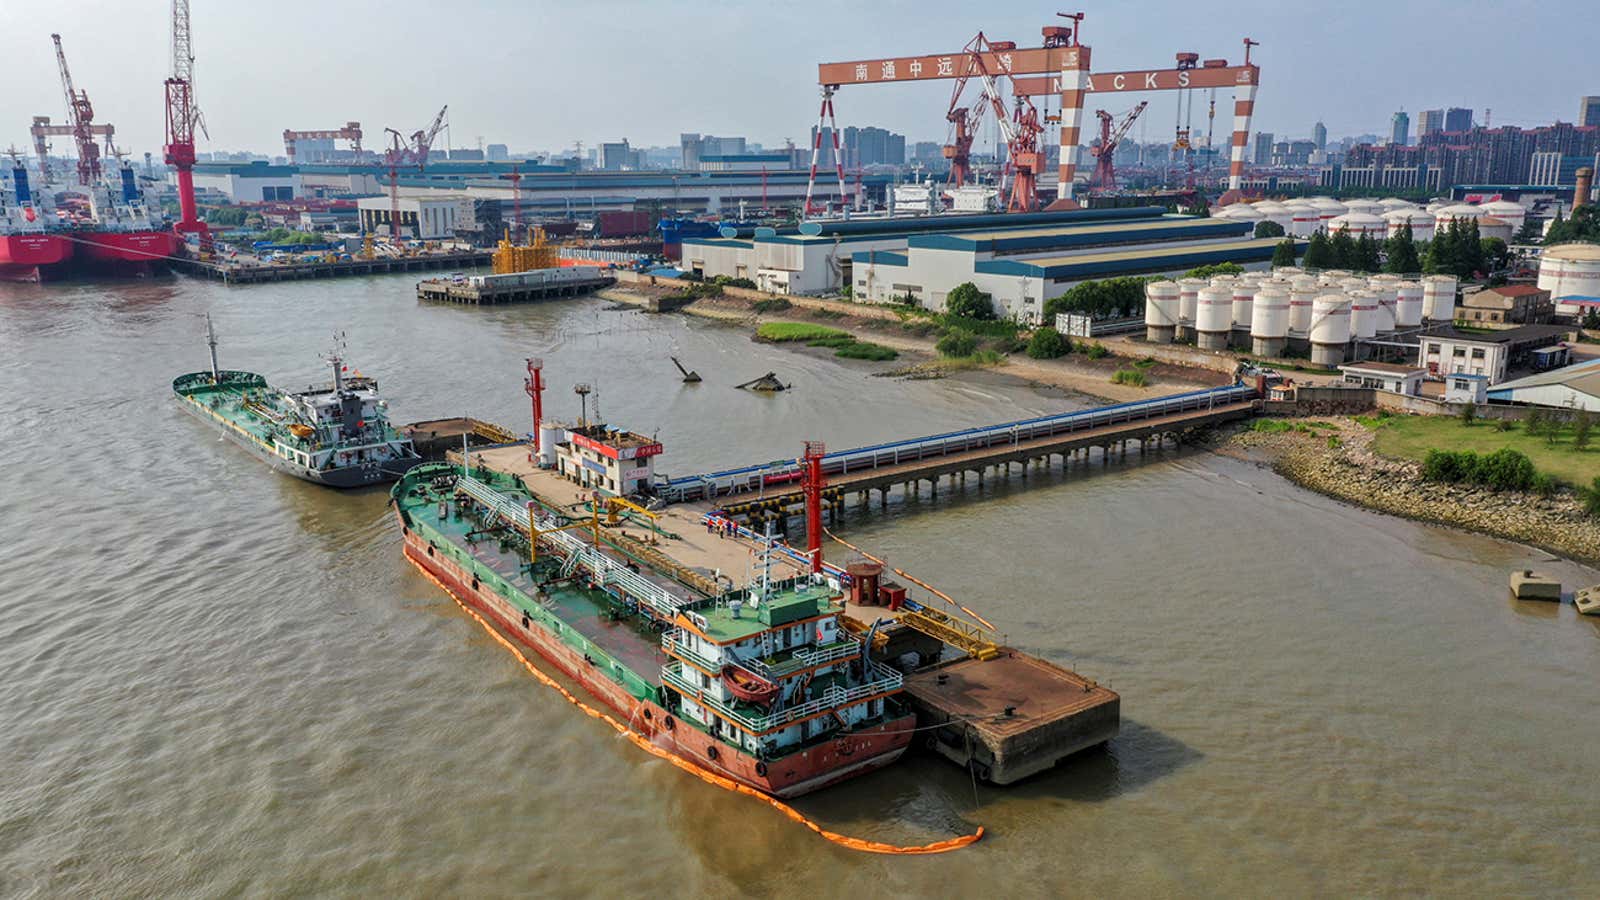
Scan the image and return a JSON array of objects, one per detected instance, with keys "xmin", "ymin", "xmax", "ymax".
[
  {"xmin": 655, "ymin": 383, "xmax": 1259, "ymax": 502},
  {"xmin": 737, "ymin": 638, "xmax": 864, "ymax": 681},
  {"xmin": 661, "ymin": 660, "xmax": 903, "ymax": 734},
  {"xmin": 455, "ymin": 473, "xmax": 693, "ymax": 622}
]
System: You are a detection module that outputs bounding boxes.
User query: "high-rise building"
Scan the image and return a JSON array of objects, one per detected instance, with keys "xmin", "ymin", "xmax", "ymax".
[
  {"xmin": 1253, "ymin": 131, "xmax": 1274, "ymax": 166},
  {"xmin": 679, "ymin": 133, "xmax": 702, "ymax": 171},
  {"xmin": 1419, "ymin": 109, "xmax": 1445, "ymax": 136},
  {"xmin": 839, "ymin": 126, "xmax": 906, "ymax": 167},
  {"xmin": 1390, "ymin": 111, "xmax": 1410, "ymax": 146},
  {"xmin": 486, "ymin": 143, "xmax": 509, "ymax": 162},
  {"xmin": 598, "ymin": 140, "xmax": 636, "ymax": 170},
  {"xmin": 1444, "ymin": 107, "xmax": 1473, "ymax": 133},
  {"xmin": 1580, "ymin": 96, "xmax": 1600, "ymax": 127},
  {"xmin": 1312, "ymin": 121, "xmax": 1327, "ymax": 150}
]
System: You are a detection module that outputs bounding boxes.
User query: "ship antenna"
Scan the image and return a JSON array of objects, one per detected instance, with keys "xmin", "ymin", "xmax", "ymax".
[
  {"xmin": 323, "ymin": 331, "xmax": 347, "ymax": 393},
  {"xmin": 204, "ymin": 313, "xmax": 220, "ymax": 381}
]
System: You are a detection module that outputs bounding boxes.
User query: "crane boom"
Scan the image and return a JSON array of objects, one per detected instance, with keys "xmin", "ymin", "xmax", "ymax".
[
  {"xmin": 165, "ymin": 0, "xmax": 210, "ymax": 251},
  {"xmin": 52, "ymin": 33, "xmax": 104, "ymax": 185}
]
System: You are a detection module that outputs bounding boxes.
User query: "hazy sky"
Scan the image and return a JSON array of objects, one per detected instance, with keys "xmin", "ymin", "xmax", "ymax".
[{"xmin": 4, "ymin": 0, "xmax": 1594, "ymax": 158}]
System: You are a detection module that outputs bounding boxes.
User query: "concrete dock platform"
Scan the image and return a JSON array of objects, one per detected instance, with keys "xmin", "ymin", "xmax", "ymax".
[{"xmin": 905, "ymin": 652, "xmax": 1120, "ymax": 785}]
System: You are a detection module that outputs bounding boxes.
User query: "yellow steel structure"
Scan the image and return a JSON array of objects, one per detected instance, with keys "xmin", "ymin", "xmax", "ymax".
[{"xmin": 492, "ymin": 225, "xmax": 559, "ymax": 275}]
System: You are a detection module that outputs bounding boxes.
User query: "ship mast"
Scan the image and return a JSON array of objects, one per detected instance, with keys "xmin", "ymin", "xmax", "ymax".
[
  {"xmin": 204, "ymin": 313, "xmax": 219, "ymax": 380},
  {"xmin": 323, "ymin": 331, "xmax": 347, "ymax": 393}
]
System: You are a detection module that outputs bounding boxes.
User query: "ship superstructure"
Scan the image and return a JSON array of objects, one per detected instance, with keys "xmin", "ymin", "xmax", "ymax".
[
  {"xmin": 0, "ymin": 156, "xmax": 72, "ymax": 281},
  {"xmin": 73, "ymin": 159, "xmax": 179, "ymax": 274}
]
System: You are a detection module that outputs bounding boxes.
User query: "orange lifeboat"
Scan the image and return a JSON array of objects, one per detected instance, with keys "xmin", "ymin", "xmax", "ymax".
[{"xmin": 722, "ymin": 665, "xmax": 779, "ymax": 707}]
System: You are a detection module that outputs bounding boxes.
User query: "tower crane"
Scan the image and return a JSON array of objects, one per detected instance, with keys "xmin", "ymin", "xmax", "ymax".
[
  {"xmin": 1089, "ymin": 101, "xmax": 1147, "ymax": 191},
  {"xmin": 52, "ymin": 33, "xmax": 108, "ymax": 186},
  {"xmin": 164, "ymin": 0, "xmax": 211, "ymax": 251},
  {"xmin": 30, "ymin": 115, "xmax": 114, "ymax": 188},
  {"xmin": 962, "ymin": 32, "xmax": 1043, "ymax": 212},
  {"xmin": 380, "ymin": 105, "xmax": 448, "ymax": 241}
]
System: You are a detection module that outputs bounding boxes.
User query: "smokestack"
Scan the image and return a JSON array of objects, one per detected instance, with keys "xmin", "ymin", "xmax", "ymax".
[{"xmin": 1575, "ymin": 167, "xmax": 1594, "ymax": 211}]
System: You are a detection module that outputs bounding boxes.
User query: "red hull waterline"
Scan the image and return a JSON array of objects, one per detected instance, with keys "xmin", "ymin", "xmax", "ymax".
[
  {"xmin": 0, "ymin": 234, "xmax": 74, "ymax": 282},
  {"xmin": 402, "ymin": 530, "xmax": 916, "ymax": 799},
  {"xmin": 73, "ymin": 231, "xmax": 182, "ymax": 275}
]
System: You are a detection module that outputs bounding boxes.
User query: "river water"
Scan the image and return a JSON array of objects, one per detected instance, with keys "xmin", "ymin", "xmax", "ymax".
[{"xmin": 2, "ymin": 273, "xmax": 1597, "ymax": 897}]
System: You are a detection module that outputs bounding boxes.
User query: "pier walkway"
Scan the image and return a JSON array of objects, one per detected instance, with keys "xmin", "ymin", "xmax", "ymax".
[{"xmin": 655, "ymin": 384, "xmax": 1259, "ymax": 511}]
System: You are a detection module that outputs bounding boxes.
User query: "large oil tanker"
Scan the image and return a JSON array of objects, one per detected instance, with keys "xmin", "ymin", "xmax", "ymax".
[{"xmin": 393, "ymin": 460, "xmax": 915, "ymax": 797}]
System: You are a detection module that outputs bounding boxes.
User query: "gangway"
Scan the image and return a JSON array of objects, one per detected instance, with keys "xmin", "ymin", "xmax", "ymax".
[{"xmin": 656, "ymin": 384, "xmax": 1257, "ymax": 503}]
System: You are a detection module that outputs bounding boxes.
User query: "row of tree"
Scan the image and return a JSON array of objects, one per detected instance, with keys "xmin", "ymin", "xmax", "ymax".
[{"xmin": 1268, "ymin": 219, "xmax": 1507, "ymax": 279}]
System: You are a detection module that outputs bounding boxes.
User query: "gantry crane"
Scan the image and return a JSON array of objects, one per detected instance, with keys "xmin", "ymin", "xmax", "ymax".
[
  {"xmin": 164, "ymin": 0, "xmax": 211, "ymax": 250},
  {"xmin": 380, "ymin": 105, "xmax": 448, "ymax": 240},
  {"xmin": 962, "ymin": 32, "xmax": 1044, "ymax": 212},
  {"xmin": 30, "ymin": 115, "xmax": 114, "ymax": 187},
  {"xmin": 1089, "ymin": 101, "xmax": 1147, "ymax": 191},
  {"xmin": 282, "ymin": 122, "xmax": 362, "ymax": 162},
  {"xmin": 52, "ymin": 33, "xmax": 109, "ymax": 186}
]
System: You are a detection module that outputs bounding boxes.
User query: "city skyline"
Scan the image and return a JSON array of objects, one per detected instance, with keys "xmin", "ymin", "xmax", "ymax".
[{"xmin": 3, "ymin": 1, "xmax": 1595, "ymax": 161}]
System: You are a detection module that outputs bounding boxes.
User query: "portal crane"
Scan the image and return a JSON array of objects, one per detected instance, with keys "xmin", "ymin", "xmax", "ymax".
[
  {"xmin": 52, "ymin": 33, "xmax": 106, "ymax": 186},
  {"xmin": 963, "ymin": 32, "xmax": 1043, "ymax": 212},
  {"xmin": 164, "ymin": 0, "xmax": 211, "ymax": 251},
  {"xmin": 1089, "ymin": 101, "xmax": 1146, "ymax": 191},
  {"xmin": 30, "ymin": 115, "xmax": 114, "ymax": 187},
  {"xmin": 380, "ymin": 105, "xmax": 448, "ymax": 241}
]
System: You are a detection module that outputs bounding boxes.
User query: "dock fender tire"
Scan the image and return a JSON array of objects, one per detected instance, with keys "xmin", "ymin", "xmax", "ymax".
[
  {"xmin": 706, "ymin": 745, "xmax": 719, "ymax": 761},
  {"xmin": 663, "ymin": 715, "xmax": 675, "ymax": 731},
  {"xmin": 923, "ymin": 733, "xmax": 938, "ymax": 751},
  {"xmin": 754, "ymin": 760, "xmax": 768, "ymax": 777}
]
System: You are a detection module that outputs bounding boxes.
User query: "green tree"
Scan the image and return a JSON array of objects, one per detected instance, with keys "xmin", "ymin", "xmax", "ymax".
[
  {"xmin": 1044, "ymin": 276, "xmax": 1152, "ymax": 320},
  {"xmin": 1184, "ymin": 262, "xmax": 1245, "ymax": 279},
  {"xmin": 1271, "ymin": 238, "xmax": 1299, "ymax": 269},
  {"xmin": 1254, "ymin": 220, "xmax": 1286, "ymax": 239},
  {"xmin": 1425, "ymin": 220, "xmax": 1461, "ymax": 276},
  {"xmin": 1354, "ymin": 232, "xmax": 1382, "ymax": 273},
  {"xmin": 1303, "ymin": 230, "xmax": 1335, "ymax": 269},
  {"xmin": 1513, "ymin": 217, "xmax": 1543, "ymax": 245},
  {"xmin": 936, "ymin": 328, "xmax": 978, "ymax": 358},
  {"xmin": 945, "ymin": 282, "xmax": 996, "ymax": 320},
  {"xmin": 1583, "ymin": 308, "xmax": 1600, "ymax": 330},
  {"xmin": 1330, "ymin": 226, "xmax": 1357, "ymax": 270},
  {"xmin": 1545, "ymin": 204, "xmax": 1600, "ymax": 244},
  {"xmin": 1480, "ymin": 237, "xmax": 1509, "ymax": 272},
  {"xmin": 1574, "ymin": 411, "xmax": 1594, "ymax": 451},
  {"xmin": 1025, "ymin": 326, "xmax": 1069, "ymax": 359},
  {"xmin": 1182, "ymin": 196, "xmax": 1211, "ymax": 218},
  {"xmin": 1586, "ymin": 476, "xmax": 1600, "ymax": 520},
  {"xmin": 1384, "ymin": 223, "xmax": 1421, "ymax": 274},
  {"xmin": 1460, "ymin": 219, "xmax": 1485, "ymax": 276}
]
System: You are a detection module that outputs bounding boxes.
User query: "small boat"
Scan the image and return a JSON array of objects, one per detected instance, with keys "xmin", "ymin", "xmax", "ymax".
[
  {"xmin": 1576, "ymin": 586, "xmax": 1599, "ymax": 616},
  {"xmin": 722, "ymin": 664, "xmax": 780, "ymax": 706}
]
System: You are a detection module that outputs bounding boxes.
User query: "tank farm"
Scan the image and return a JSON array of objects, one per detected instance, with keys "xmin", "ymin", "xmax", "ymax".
[{"xmin": 394, "ymin": 358, "xmax": 1260, "ymax": 853}]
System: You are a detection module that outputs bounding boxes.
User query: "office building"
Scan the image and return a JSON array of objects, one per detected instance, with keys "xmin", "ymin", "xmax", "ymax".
[
  {"xmin": 486, "ymin": 144, "xmax": 509, "ymax": 162},
  {"xmin": 1312, "ymin": 122, "xmax": 1327, "ymax": 150},
  {"xmin": 1445, "ymin": 107, "xmax": 1474, "ymax": 133},
  {"xmin": 1390, "ymin": 111, "xmax": 1410, "ymax": 146},
  {"xmin": 599, "ymin": 140, "xmax": 641, "ymax": 171},
  {"xmin": 1580, "ymin": 96, "xmax": 1600, "ymax": 128},
  {"xmin": 1420, "ymin": 109, "xmax": 1445, "ymax": 136},
  {"xmin": 1253, "ymin": 132, "xmax": 1274, "ymax": 166}
]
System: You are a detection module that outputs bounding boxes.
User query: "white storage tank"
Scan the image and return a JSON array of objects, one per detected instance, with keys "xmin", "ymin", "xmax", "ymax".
[
  {"xmin": 1476, "ymin": 216, "xmax": 1513, "ymax": 243},
  {"xmin": 1327, "ymin": 212, "xmax": 1387, "ymax": 239},
  {"xmin": 1231, "ymin": 283, "xmax": 1258, "ymax": 333},
  {"xmin": 537, "ymin": 424, "xmax": 563, "ymax": 467},
  {"xmin": 1196, "ymin": 285, "xmax": 1234, "ymax": 351},
  {"xmin": 1378, "ymin": 197, "xmax": 1418, "ymax": 211},
  {"xmin": 1341, "ymin": 199, "xmax": 1384, "ymax": 216},
  {"xmin": 1289, "ymin": 288, "xmax": 1317, "ymax": 333},
  {"xmin": 1479, "ymin": 199, "xmax": 1526, "ymax": 234},
  {"xmin": 1252, "ymin": 201, "xmax": 1295, "ymax": 231},
  {"xmin": 1426, "ymin": 199, "xmax": 1453, "ymax": 214},
  {"xmin": 1434, "ymin": 203, "xmax": 1482, "ymax": 233},
  {"xmin": 1251, "ymin": 284, "xmax": 1291, "ymax": 357},
  {"xmin": 1309, "ymin": 197, "xmax": 1347, "ymax": 227},
  {"xmin": 1422, "ymin": 274, "xmax": 1458, "ymax": 322},
  {"xmin": 1396, "ymin": 281, "xmax": 1425, "ymax": 327},
  {"xmin": 1538, "ymin": 243, "xmax": 1600, "ymax": 315},
  {"xmin": 1176, "ymin": 277, "xmax": 1206, "ymax": 339},
  {"xmin": 1285, "ymin": 202, "xmax": 1322, "ymax": 237},
  {"xmin": 1275, "ymin": 265, "xmax": 1306, "ymax": 278},
  {"xmin": 1144, "ymin": 280, "xmax": 1181, "ymax": 343},
  {"xmin": 1348, "ymin": 290, "xmax": 1380, "ymax": 339},
  {"xmin": 1290, "ymin": 274, "xmax": 1318, "ymax": 292},
  {"xmin": 1383, "ymin": 207, "xmax": 1435, "ymax": 243},
  {"xmin": 1215, "ymin": 203, "xmax": 1265, "ymax": 223},
  {"xmin": 1309, "ymin": 294, "xmax": 1353, "ymax": 366},
  {"xmin": 1366, "ymin": 282, "xmax": 1398, "ymax": 333}
]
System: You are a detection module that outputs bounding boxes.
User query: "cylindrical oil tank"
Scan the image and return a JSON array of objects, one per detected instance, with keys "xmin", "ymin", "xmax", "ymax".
[
  {"xmin": 1309, "ymin": 294, "xmax": 1352, "ymax": 366},
  {"xmin": 1196, "ymin": 285, "xmax": 1233, "ymax": 351},
  {"xmin": 1378, "ymin": 197, "xmax": 1418, "ymax": 211},
  {"xmin": 1348, "ymin": 290, "xmax": 1379, "ymax": 339},
  {"xmin": 1476, "ymin": 216, "xmax": 1513, "ymax": 243},
  {"xmin": 537, "ymin": 424, "xmax": 563, "ymax": 467},
  {"xmin": 1290, "ymin": 274, "xmax": 1318, "ymax": 292},
  {"xmin": 1339, "ymin": 278, "xmax": 1369, "ymax": 294},
  {"xmin": 1537, "ymin": 243, "xmax": 1600, "ymax": 313},
  {"xmin": 1276, "ymin": 265, "xmax": 1306, "ymax": 278},
  {"xmin": 1253, "ymin": 201, "xmax": 1295, "ymax": 231},
  {"xmin": 1479, "ymin": 199, "xmax": 1526, "ymax": 233},
  {"xmin": 1251, "ymin": 284, "xmax": 1291, "ymax": 357},
  {"xmin": 1434, "ymin": 203, "xmax": 1481, "ymax": 234},
  {"xmin": 1367, "ymin": 282, "xmax": 1398, "ymax": 333},
  {"xmin": 1177, "ymin": 277, "xmax": 1205, "ymax": 339},
  {"xmin": 1327, "ymin": 212, "xmax": 1387, "ymax": 239},
  {"xmin": 1396, "ymin": 281, "xmax": 1425, "ymax": 327},
  {"xmin": 1144, "ymin": 280, "xmax": 1181, "ymax": 343},
  {"xmin": 1231, "ymin": 283, "xmax": 1258, "ymax": 332},
  {"xmin": 1310, "ymin": 196, "xmax": 1347, "ymax": 226},
  {"xmin": 1341, "ymin": 199, "xmax": 1384, "ymax": 216},
  {"xmin": 1423, "ymin": 274, "xmax": 1458, "ymax": 322},
  {"xmin": 1286, "ymin": 203, "xmax": 1322, "ymax": 237},
  {"xmin": 1289, "ymin": 288, "xmax": 1317, "ymax": 333},
  {"xmin": 1383, "ymin": 207, "xmax": 1435, "ymax": 244},
  {"xmin": 1215, "ymin": 203, "xmax": 1265, "ymax": 223}
]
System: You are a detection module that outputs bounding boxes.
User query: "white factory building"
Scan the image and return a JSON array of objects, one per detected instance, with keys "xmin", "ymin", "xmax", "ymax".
[
  {"xmin": 681, "ymin": 208, "xmax": 1297, "ymax": 322},
  {"xmin": 1488, "ymin": 358, "xmax": 1600, "ymax": 410},
  {"xmin": 355, "ymin": 195, "xmax": 472, "ymax": 240},
  {"xmin": 188, "ymin": 161, "xmax": 300, "ymax": 203}
]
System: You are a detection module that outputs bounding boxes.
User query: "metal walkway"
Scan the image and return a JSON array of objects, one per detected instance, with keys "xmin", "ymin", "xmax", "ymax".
[{"xmin": 655, "ymin": 384, "xmax": 1258, "ymax": 503}]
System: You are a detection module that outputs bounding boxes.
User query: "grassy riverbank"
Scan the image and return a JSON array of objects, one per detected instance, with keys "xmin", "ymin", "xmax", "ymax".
[{"xmin": 1368, "ymin": 414, "xmax": 1599, "ymax": 487}]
